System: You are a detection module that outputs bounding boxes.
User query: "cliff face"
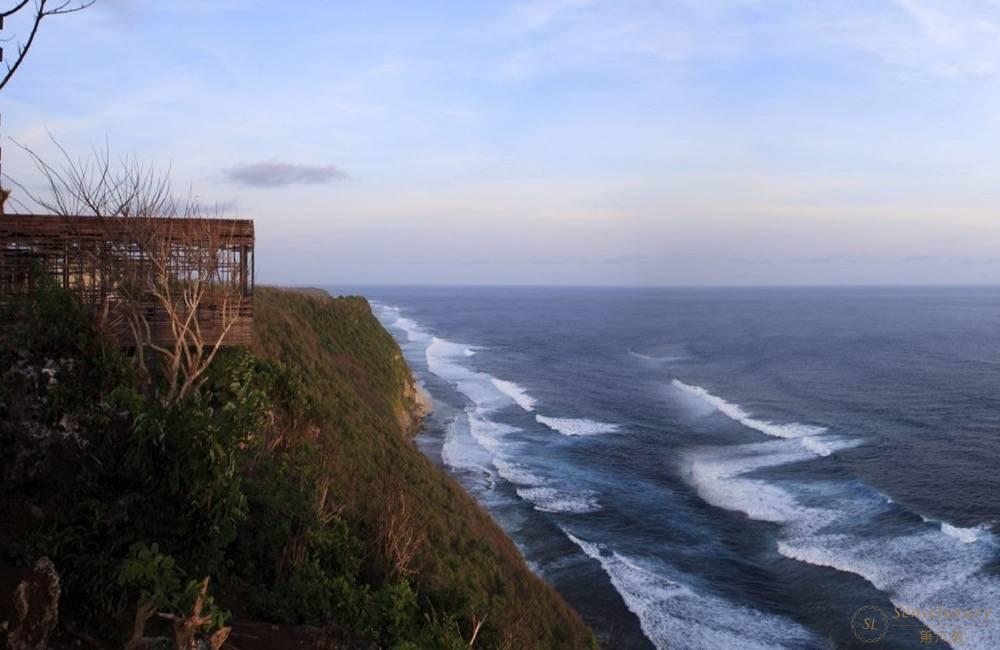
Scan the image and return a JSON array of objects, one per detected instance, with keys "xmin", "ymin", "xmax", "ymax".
[
  {"xmin": 0, "ymin": 284, "xmax": 594, "ymax": 649},
  {"xmin": 398, "ymin": 376, "xmax": 432, "ymax": 436},
  {"xmin": 252, "ymin": 287, "xmax": 595, "ymax": 648}
]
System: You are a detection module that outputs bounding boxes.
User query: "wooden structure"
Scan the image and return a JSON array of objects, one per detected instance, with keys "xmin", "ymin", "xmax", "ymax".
[{"xmin": 0, "ymin": 213, "xmax": 254, "ymax": 347}]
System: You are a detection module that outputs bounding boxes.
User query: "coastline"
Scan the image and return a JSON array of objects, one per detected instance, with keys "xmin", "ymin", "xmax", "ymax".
[{"xmin": 264, "ymin": 287, "xmax": 596, "ymax": 647}]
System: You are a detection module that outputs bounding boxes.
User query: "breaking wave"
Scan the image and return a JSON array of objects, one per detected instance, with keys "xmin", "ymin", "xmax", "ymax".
[
  {"xmin": 564, "ymin": 531, "xmax": 822, "ymax": 650},
  {"xmin": 672, "ymin": 379, "xmax": 827, "ymax": 440},
  {"xmin": 491, "ymin": 378, "xmax": 537, "ymax": 412},
  {"xmin": 535, "ymin": 415, "xmax": 619, "ymax": 436},
  {"xmin": 673, "ymin": 379, "xmax": 1000, "ymax": 649}
]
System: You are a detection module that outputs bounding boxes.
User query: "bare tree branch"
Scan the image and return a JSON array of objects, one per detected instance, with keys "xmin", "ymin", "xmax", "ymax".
[
  {"xmin": 9, "ymin": 140, "xmax": 251, "ymax": 404},
  {"xmin": 0, "ymin": 0, "xmax": 95, "ymax": 92},
  {"xmin": 0, "ymin": 1, "xmax": 33, "ymax": 20}
]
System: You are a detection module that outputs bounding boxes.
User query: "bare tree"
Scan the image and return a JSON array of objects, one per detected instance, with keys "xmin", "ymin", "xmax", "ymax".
[
  {"xmin": 131, "ymin": 215, "xmax": 249, "ymax": 403},
  {"xmin": 8, "ymin": 138, "xmax": 174, "ymax": 218},
  {"xmin": 1, "ymin": 0, "xmax": 95, "ymax": 92},
  {"xmin": 7, "ymin": 139, "xmax": 250, "ymax": 404}
]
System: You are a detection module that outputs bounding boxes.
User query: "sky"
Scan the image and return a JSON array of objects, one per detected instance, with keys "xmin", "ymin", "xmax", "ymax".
[{"xmin": 4, "ymin": 0, "xmax": 1000, "ymax": 286}]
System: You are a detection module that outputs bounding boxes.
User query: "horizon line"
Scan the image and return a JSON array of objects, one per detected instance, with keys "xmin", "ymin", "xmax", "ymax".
[{"xmin": 267, "ymin": 282, "xmax": 1000, "ymax": 291}]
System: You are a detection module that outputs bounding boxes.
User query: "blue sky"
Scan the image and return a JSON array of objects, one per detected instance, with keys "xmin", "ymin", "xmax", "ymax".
[{"xmin": 5, "ymin": 0, "xmax": 1000, "ymax": 285}]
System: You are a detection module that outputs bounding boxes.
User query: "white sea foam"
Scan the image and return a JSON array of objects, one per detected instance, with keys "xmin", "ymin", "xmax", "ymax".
[
  {"xmin": 517, "ymin": 487, "xmax": 600, "ymax": 514},
  {"xmin": 670, "ymin": 377, "xmax": 1000, "ymax": 648},
  {"xmin": 490, "ymin": 378, "xmax": 536, "ymax": 411},
  {"xmin": 798, "ymin": 436, "xmax": 833, "ymax": 457},
  {"xmin": 683, "ymin": 436, "xmax": 1000, "ymax": 647},
  {"xmin": 391, "ymin": 316, "xmax": 430, "ymax": 343},
  {"xmin": 918, "ymin": 516, "xmax": 993, "ymax": 545},
  {"xmin": 423, "ymin": 334, "xmax": 584, "ymax": 518},
  {"xmin": 799, "ymin": 434, "xmax": 859, "ymax": 457},
  {"xmin": 535, "ymin": 415, "xmax": 620, "ymax": 436},
  {"xmin": 681, "ymin": 442, "xmax": 832, "ymax": 526},
  {"xmin": 426, "ymin": 338, "xmax": 536, "ymax": 413},
  {"xmin": 426, "ymin": 338, "xmax": 507, "ymax": 410},
  {"xmin": 467, "ymin": 408, "xmax": 518, "ymax": 452},
  {"xmin": 564, "ymin": 531, "xmax": 821, "ymax": 650},
  {"xmin": 941, "ymin": 522, "xmax": 992, "ymax": 545},
  {"xmin": 493, "ymin": 458, "xmax": 546, "ymax": 486},
  {"xmin": 778, "ymin": 530, "xmax": 1000, "ymax": 648},
  {"xmin": 425, "ymin": 337, "xmax": 466, "ymax": 373},
  {"xmin": 440, "ymin": 411, "xmax": 495, "ymax": 477},
  {"xmin": 376, "ymin": 302, "xmax": 421, "ymax": 347},
  {"xmin": 425, "ymin": 337, "xmax": 535, "ymax": 413},
  {"xmin": 683, "ymin": 433, "xmax": 1000, "ymax": 645},
  {"xmin": 494, "ymin": 456, "xmax": 601, "ymax": 515},
  {"xmin": 463, "ymin": 347, "xmax": 477, "ymax": 357},
  {"xmin": 370, "ymin": 301, "xmax": 395, "ymax": 313},
  {"xmin": 424, "ymin": 337, "xmax": 526, "ymax": 479},
  {"xmin": 672, "ymin": 379, "xmax": 827, "ymax": 439},
  {"xmin": 372, "ymin": 304, "xmax": 425, "ymax": 343}
]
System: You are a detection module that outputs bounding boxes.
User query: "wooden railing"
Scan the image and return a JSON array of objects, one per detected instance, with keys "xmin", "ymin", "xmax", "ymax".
[{"xmin": 0, "ymin": 214, "xmax": 255, "ymax": 347}]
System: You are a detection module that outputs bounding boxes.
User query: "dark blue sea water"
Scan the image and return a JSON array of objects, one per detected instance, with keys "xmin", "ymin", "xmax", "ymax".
[{"xmin": 331, "ymin": 285, "xmax": 1000, "ymax": 649}]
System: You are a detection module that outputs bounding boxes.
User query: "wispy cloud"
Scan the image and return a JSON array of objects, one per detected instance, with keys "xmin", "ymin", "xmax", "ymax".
[
  {"xmin": 825, "ymin": 0, "xmax": 1000, "ymax": 79},
  {"xmin": 224, "ymin": 161, "xmax": 349, "ymax": 188},
  {"xmin": 510, "ymin": 0, "xmax": 594, "ymax": 31},
  {"xmin": 497, "ymin": 0, "xmax": 1000, "ymax": 81}
]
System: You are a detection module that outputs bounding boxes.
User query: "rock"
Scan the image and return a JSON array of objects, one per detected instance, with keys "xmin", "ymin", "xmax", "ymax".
[
  {"xmin": 398, "ymin": 379, "xmax": 433, "ymax": 435},
  {"xmin": 7, "ymin": 557, "xmax": 60, "ymax": 650}
]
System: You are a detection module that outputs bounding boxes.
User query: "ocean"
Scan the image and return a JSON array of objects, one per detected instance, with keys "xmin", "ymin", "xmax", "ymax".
[{"xmin": 332, "ymin": 285, "xmax": 1000, "ymax": 649}]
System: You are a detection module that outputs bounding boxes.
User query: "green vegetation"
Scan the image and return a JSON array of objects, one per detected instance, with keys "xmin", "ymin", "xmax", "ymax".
[{"xmin": 0, "ymin": 281, "xmax": 595, "ymax": 648}]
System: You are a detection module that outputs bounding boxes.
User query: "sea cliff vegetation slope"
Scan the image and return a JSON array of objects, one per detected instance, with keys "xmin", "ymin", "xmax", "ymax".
[{"xmin": 0, "ymin": 282, "xmax": 595, "ymax": 649}]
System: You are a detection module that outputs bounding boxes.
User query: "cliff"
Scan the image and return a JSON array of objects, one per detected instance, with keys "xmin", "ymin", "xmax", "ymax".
[
  {"xmin": 0, "ymin": 283, "xmax": 594, "ymax": 649},
  {"xmin": 251, "ymin": 287, "xmax": 594, "ymax": 648}
]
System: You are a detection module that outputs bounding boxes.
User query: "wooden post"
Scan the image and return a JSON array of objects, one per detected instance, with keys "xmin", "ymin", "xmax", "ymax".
[
  {"xmin": 1, "ymin": 14, "xmax": 4, "ymax": 215},
  {"xmin": 240, "ymin": 245, "xmax": 248, "ymax": 296}
]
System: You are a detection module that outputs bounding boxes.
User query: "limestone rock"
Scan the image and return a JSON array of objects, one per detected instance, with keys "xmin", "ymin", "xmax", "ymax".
[{"xmin": 6, "ymin": 557, "xmax": 60, "ymax": 650}]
